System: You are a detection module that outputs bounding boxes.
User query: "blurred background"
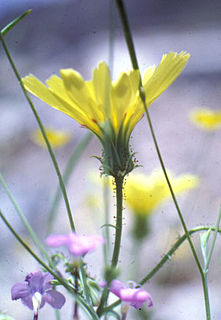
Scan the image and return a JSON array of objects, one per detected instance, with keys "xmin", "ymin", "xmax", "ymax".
[{"xmin": 1, "ymin": 0, "xmax": 221, "ymax": 319}]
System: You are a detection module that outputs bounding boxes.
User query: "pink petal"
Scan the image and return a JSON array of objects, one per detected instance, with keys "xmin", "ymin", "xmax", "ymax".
[
  {"xmin": 46, "ymin": 234, "xmax": 70, "ymax": 247},
  {"xmin": 120, "ymin": 288, "xmax": 153, "ymax": 309},
  {"xmin": 109, "ymin": 280, "xmax": 126, "ymax": 298}
]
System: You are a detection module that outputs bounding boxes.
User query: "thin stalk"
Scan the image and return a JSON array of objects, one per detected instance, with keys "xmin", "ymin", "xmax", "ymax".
[
  {"xmin": 114, "ymin": 0, "xmax": 202, "ymax": 274},
  {"xmin": 199, "ymin": 207, "xmax": 221, "ymax": 320},
  {"xmin": 0, "ymin": 210, "xmax": 99, "ymax": 320},
  {"xmin": 79, "ymin": 260, "xmax": 91, "ymax": 304},
  {"xmin": 139, "ymin": 226, "xmax": 220, "ymax": 285},
  {"xmin": 103, "ymin": 225, "xmax": 221, "ymax": 315},
  {"xmin": 0, "ymin": 172, "xmax": 50, "ymax": 262},
  {"xmin": 201, "ymin": 273, "xmax": 211, "ymax": 319},
  {"xmin": 0, "ymin": 33, "xmax": 75, "ymax": 232},
  {"xmin": 47, "ymin": 132, "xmax": 92, "ymax": 234}
]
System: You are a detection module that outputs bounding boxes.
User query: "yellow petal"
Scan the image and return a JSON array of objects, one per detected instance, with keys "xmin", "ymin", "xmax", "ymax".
[
  {"xmin": 143, "ymin": 51, "xmax": 190, "ymax": 106},
  {"xmin": 189, "ymin": 108, "xmax": 221, "ymax": 130},
  {"xmin": 111, "ymin": 73, "xmax": 133, "ymax": 130},
  {"xmin": 23, "ymin": 74, "xmax": 61, "ymax": 107},
  {"xmin": 92, "ymin": 62, "xmax": 111, "ymax": 108},
  {"xmin": 60, "ymin": 69, "xmax": 104, "ymax": 124},
  {"xmin": 125, "ymin": 169, "xmax": 198, "ymax": 216},
  {"xmin": 23, "ymin": 74, "xmax": 87, "ymax": 126}
]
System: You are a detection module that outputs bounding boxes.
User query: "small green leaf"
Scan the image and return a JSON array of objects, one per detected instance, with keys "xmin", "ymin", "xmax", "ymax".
[
  {"xmin": 200, "ymin": 229, "xmax": 211, "ymax": 265},
  {"xmin": 100, "ymin": 223, "xmax": 117, "ymax": 230},
  {"xmin": 1, "ymin": 9, "xmax": 32, "ymax": 36}
]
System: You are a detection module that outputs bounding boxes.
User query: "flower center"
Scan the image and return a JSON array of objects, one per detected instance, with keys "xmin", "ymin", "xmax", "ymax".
[{"xmin": 32, "ymin": 292, "xmax": 42, "ymax": 314}]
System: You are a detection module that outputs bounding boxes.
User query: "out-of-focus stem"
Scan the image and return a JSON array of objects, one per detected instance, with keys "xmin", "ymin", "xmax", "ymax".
[
  {"xmin": 0, "ymin": 172, "xmax": 50, "ymax": 262},
  {"xmin": 0, "ymin": 33, "xmax": 75, "ymax": 232},
  {"xmin": 47, "ymin": 132, "xmax": 92, "ymax": 234}
]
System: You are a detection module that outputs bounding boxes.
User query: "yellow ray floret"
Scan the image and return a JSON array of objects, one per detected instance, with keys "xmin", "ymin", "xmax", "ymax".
[
  {"xmin": 189, "ymin": 108, "xmax": 221, "ymax": 131},
  {"xmin": 125, "ymin": 169, "xmax": 198, "ymax": 216},
  {"xmin": 31, "ymin": 128, "xmax": 71, "ymax": 148},
  {"xmin": 22, "ymin": 52, "xmax": 190, "ymax": 141}
]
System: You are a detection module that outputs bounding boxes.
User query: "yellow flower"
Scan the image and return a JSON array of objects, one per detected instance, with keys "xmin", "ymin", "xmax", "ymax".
[
  {"xmin": 23, "ymin": 52, "xmax": 190, "ymax": 177},
  {"xmin": 189, "ymin": 108, "xmax": 221, "ymax": 130},
  {"xmin": 125, "ymin": 169, "xmax": 198, "ymax": 216},
  {"xmin": 31, "ymin": 128, "xmax": 71, "ymax": 148}
]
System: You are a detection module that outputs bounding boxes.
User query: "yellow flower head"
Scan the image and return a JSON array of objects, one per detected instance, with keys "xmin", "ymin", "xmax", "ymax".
[
  {"xmin": 125, "ymin": 169, "xmax": 198, "ymax": 216},
  {"xmin": 23, "ymin": 52, "xmax": 190, "ymax": 177},
  {"xmin": 189, "ymin": 108, "xmax": 221, "ymax": 131},
  {"xmin": 31, "ymin": 128, "xmax": 71, "ymax": 148}
]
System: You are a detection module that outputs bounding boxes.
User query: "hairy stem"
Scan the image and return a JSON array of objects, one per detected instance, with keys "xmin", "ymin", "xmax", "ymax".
[
  {"xmin": 97, "ymin": 176, "xmax": 124, "ymax": 316},
  {"xmin": 111, "ymin": 176, "xmax": 124, "ymax": 267}
]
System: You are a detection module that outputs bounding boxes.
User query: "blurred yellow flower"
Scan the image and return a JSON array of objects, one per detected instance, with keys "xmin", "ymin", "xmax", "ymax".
[
  {"xmin": 189, "ymin": 108, "xmax": 221, "ymax": 130},
  {"xmin": 31, "ymin": 128, "xmax": 71, "ymax": 148},
  {"xmin": 125, "ymin": 169, "xmax": 198, "ymax": 216},
  {"xmin": 23, "ymin": 52, "xmax": 189, "ymax": 176}
]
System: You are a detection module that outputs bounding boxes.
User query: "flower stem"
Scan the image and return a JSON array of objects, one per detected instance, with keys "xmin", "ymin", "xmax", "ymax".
[
  {"xmin": 111, "ymin": 176, "xmax": 124, "ymax": 267},
  {"xmin": 97, "ymin": 176, "xmax": 124, "ymax": 316},
  {"xmin": 73, "ymin": 267, "xmax": 79, "ymax": 320},
  {"xmin": 55, "ymin": 310, "xmax": 61, "ymax": 320},
  {"xmin": 114, "ymin": 0, "xmax": 202, "ymax": 273},
  {"xmin": 0, "ymin": 33, "xmax": 75, "ymax": 232},
  {"xmin": 33, "ymin": 313, "xmax": 38, "ymax": 320}
]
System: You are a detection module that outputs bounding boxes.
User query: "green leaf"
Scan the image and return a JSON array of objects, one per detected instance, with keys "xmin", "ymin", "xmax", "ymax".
[
  {"xmin": 100, "ymin": 223, "xmax": 117, "ymax": 230},
  {"xmin": 200, "ymin": 229, "xmax": 211, "ymax": 266},
  {"xmin": 1, "ymin": 9, "xmax": 32, "ymax": 36}
]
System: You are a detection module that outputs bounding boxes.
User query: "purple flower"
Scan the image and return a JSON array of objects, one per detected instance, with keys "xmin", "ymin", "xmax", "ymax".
[
  {"xmin": 46, "ymin": 233, "xmax": 105, "ymax": 257},
  {"xmin": 11, "ymin": 271, "xmax": 65, "ymax": 312},
  {"xmin": 109, "ymin": 280, "xmax": 153, "ymax": 310}
]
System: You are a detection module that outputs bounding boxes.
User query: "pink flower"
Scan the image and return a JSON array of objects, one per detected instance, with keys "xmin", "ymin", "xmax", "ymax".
[
  {"xmin": 46, "ymin": 233, "xmax": 105, "ymax": 257},
  {"xmin": 109, "ymin": 280, "xmax": 153, "ymax": 309}
]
